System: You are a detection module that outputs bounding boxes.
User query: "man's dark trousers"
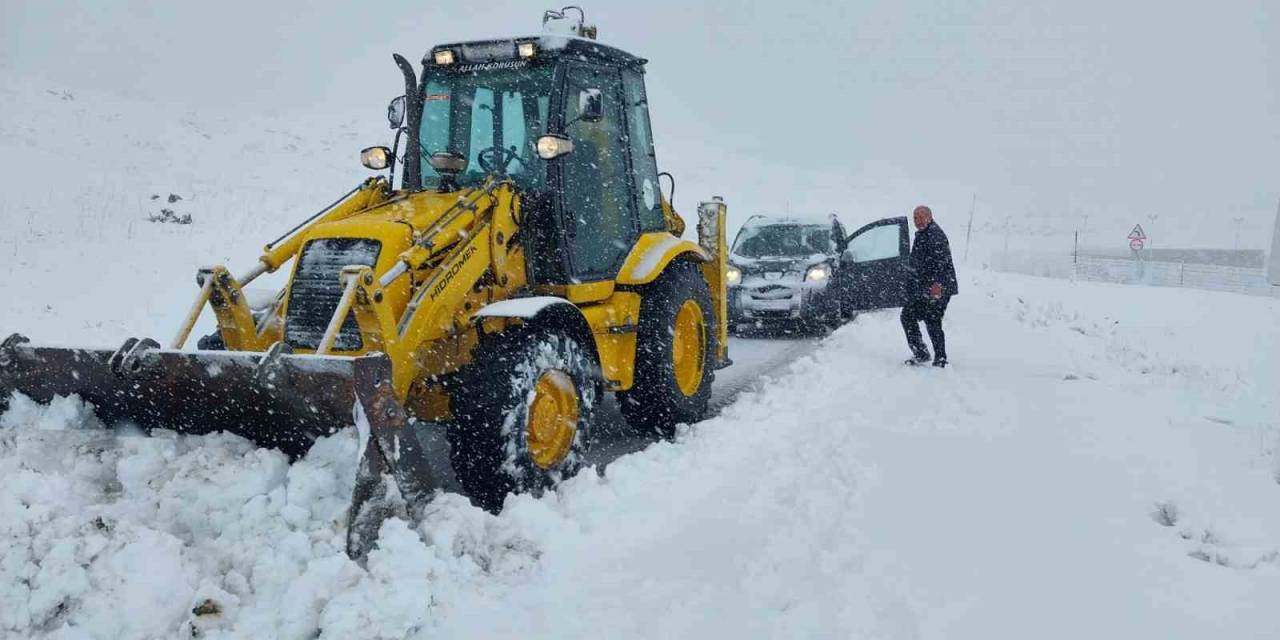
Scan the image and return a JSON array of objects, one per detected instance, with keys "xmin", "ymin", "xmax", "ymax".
[{"xmin": 901, "ymin": 295, "xmax": 951, "ymax": 361}]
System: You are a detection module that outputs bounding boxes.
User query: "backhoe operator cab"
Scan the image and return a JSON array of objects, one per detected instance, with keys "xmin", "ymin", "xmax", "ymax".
[{"xmin": 372, "ymin": 31, "xmax": 672, "ymax": 286}]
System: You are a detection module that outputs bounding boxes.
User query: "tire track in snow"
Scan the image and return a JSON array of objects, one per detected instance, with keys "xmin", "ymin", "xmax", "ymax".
[{"xmin": 584, "ymin": 333, "xmax": 826, "ymax": 467}]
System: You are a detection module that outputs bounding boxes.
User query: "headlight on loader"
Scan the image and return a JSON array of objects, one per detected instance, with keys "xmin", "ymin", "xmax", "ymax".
[
  {"xmin": 433, "ymin": 49, "xmax": 456, "ymax": 65},
  {"xmin": 536, "ymin": 134, "xmax": 575, "ymax": 160},
  {"xmin": 726, "ymin": 265, "xmax": 741, "ymax": 286},
  {"xmin": 360, "ymin": 146, "xmax": 392, "ymax": 170},
  {"xmin": 805, "ymin": 264, "xmax": 830, "ymax": 282}
]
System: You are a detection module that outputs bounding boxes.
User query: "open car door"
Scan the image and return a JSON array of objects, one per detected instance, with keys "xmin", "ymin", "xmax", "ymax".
[{"xmin": 838, "ymin": 216, "xmax": 914, "ymax": 311}]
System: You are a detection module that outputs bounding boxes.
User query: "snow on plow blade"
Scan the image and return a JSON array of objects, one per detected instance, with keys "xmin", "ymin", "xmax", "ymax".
[
  {"xmin": 2, "ymin": 333, "xmax": 455, "ymax": 560},
  {"xmin": 0, "ymin": 334, "xmax": 367, "ymax": 457}
]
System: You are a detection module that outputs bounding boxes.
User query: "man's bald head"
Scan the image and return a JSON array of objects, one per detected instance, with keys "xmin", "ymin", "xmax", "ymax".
[{"xmin": 913, "ymin": 205, "xmax": 933, "ymax": 230}]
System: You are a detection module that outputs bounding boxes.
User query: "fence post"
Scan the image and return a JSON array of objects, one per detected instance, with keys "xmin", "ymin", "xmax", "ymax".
[{"xmin": 1072, "ymin": 231, "xmax": 1079, "ymax": 281}]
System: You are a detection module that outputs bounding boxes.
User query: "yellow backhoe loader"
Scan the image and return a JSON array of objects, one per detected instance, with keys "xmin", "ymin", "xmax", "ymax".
[{"xmin": 0, "ymin": 8, "xmax": 730, "ymax": 560}]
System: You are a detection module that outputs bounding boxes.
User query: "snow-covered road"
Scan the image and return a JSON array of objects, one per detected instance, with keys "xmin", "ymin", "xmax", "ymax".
[
  {"xmin": 587, "ymin": 334, "xmax": 824, "ymax": 466},
  {"xmin": 4, "ymin": 270, "xmax": 1277, "ymax": 639}
]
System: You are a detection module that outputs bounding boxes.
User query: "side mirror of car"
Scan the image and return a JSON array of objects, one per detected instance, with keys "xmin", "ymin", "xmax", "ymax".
[{"xmin": 832, "ymin": 222, "xmax": 849, "ymax": 254}]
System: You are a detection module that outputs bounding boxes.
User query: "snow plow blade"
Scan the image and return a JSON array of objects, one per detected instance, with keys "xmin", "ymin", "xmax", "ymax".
[{"xmin": 2, "ymin": 334, "xmax": 373, "ymax": 458}]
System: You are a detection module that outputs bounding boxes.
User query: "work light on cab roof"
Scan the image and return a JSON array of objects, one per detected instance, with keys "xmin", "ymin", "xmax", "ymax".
[{"xmin": 426, "ymin": 7, "xmax": 598, "ymax": 72}]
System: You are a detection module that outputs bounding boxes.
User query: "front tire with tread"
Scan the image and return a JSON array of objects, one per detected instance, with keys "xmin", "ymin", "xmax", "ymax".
[
  {"xmin": 617, "ymin": 262, "xmax": 716, "ymax": 439},
  {"xmin": 448, "ymin": 329, "xmax": 596, "ymax": 512}
]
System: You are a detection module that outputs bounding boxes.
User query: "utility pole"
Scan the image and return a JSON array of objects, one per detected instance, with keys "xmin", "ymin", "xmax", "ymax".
[
  {"xmin": 1146, "ymin": 213, "xmax": 1159, "ymax": 254},
  {"xmin": 963, "ymin": 192, "xmax": 977, "ymax": 264}
]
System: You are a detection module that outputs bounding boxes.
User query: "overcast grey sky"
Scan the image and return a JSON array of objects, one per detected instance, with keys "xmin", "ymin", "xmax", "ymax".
[{"xmin": 3, "ymin": 0, "xmax": 1276, "ymax": 249}]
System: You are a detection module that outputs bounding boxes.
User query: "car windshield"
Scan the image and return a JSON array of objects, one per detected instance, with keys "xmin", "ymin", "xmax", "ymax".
[
  {"xmin": 732, "ymin": 224, "xmax": 831, "ymax": 259},
  {"xmin": 418, "ymin": 64, "xmax": 554, "ymax": 191}
]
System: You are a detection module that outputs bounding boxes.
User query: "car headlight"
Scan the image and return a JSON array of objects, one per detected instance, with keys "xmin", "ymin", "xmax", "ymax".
[
  {"xmin": 805, "ymin": 264, "xmax": 830, "ymax": 282},
  {"xmin": 726, "ymin": 265, "xmax": 742, "ymax": 286}
]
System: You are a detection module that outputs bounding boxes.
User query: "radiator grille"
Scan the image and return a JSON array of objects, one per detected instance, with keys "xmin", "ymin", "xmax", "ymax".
[{"xmin": 284, "ymin": 238, "xmax": 381, "ymax": 351}]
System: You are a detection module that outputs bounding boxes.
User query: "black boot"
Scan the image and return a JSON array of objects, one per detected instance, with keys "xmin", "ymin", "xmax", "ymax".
[{"xmin": 904, "ymin": 352, "xmax": 931, "ymax": 366}]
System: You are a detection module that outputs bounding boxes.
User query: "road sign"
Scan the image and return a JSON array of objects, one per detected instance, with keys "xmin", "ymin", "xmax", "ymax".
[
  {"xmin": 1129, "ymin": 238, "xmax": 1145, "ymax": 251},
  {"xmin": 1128, "ymin": 224, "xmax": 1147, "ymax": 241}
]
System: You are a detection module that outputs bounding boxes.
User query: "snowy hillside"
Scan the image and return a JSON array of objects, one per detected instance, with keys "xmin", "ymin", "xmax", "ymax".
[
  {"xmin": 3, "ymin": 269, "xmax": 1279, "ymax": 638},
  {"xmin": 0, "ymin": 73, "xmax": 384, "ymax": 344}
]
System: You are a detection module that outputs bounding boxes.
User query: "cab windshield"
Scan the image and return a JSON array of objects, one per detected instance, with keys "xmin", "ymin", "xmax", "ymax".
[
  {"xmin": 733, "ymin": 224, "xmax": 832, "ymax": 259},
  {"xmin": 418, "ymin": 64, "xmax": 554, "ymax": 191}
]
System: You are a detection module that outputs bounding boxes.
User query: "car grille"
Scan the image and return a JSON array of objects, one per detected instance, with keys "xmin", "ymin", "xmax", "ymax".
[
  {"xmin": 751, "ymin": 309, "xmax": 794, "ymax": 318},
  {"xmin": 285, "ymin": 238, "xmax": 381, "ymax": 351},
  {"xmin": 748, "ymin": 284, "xmax": 797, "ymax": 300}
]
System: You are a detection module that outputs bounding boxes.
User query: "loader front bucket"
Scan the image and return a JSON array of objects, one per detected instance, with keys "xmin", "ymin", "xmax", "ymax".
[{"xmin": 0, "ymin": 334, "xmax": 365, "ymax": 457}]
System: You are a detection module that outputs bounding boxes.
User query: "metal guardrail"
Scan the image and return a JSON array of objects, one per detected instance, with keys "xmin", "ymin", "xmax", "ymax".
[
  {"xmin": 1073, "ymin": 256, "xmax": 1280, "ymax": 298},
  {"xmin": 984, "ymin": 251, "xmax": 1279, "ymax": 299}
]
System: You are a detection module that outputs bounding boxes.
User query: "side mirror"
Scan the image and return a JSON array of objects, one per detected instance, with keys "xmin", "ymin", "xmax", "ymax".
[
  {"xmin": 360, "ymin": 146, "xmax": 393, "ymax": 170},
  {"xmin": 536, "ymin": 134, "xmax": 575, "ymax": 160},
  {"xmin": 387, "ymin": 95, "xmax": 406, "ymax": 129},
  {"xmin": 578, "ymin": 88, "xmax": 603, "ymax": 123}
]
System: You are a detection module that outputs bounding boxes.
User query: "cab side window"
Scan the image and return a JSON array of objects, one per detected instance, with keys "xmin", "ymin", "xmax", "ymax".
[
  {"xmin": 560, "ymin": 64, "xmax": 636, "ymax": 279},
  {"xmin": 621, "ymin": 70, "xmax": 664, "ymax": 231}
]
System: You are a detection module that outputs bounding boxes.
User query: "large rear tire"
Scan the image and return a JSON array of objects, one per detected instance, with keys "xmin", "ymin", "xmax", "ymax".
[
  {"xmin": 617, "ymin": 262, "xmax": 715, "ymax": 439},
  {"xmin": 448, "ymin": 328, "xmax": 596, "ymax": 512}
]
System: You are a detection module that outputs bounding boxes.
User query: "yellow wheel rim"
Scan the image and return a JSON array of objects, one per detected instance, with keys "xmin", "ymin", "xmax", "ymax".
[
  {"xmin": 526, "ymin": 369, "xmax": 580, "ymax": 470},
  {"xmin": 672, "ymin": 300, "xmax": 706, "ymax": 397}
]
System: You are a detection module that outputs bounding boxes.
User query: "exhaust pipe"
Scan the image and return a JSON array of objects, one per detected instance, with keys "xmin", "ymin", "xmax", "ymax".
[{"xmin": 393, "ymin": 54, "xmax": 423, "ymax": 192}]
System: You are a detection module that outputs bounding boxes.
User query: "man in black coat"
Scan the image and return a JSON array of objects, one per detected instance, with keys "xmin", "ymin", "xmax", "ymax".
[{"xmin": 902, "ymin": 205, "xmax": 958, "ymax": 367}]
